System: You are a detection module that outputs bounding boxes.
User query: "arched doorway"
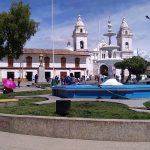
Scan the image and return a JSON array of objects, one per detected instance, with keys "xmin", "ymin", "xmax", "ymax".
[{"xmin": 100, "ymin": 65, "xmax": 108, "ymax": 76}]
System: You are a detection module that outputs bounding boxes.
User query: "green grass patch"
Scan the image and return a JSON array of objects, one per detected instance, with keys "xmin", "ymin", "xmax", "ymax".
[
  {"xmin": 0, "ymin": 97, "xmax": 56, "ymax": 116},
  {"xmin": 0, "ymin": 90, "xmax": 51, "ymax": 99},
  {"xmin": 144, "ymin": 101, "xmax": 150, "ymax": 109},
  {"xmin": 0, "ymin": 100, "xmax": 150, "ymax": 119},
  {"xmin": 67, "ymin": 101, "xmax": 150, "ymax": 119}
]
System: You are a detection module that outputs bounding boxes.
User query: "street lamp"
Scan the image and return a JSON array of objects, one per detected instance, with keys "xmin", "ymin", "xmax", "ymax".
[{"xmin": 145, "ymin": 16, "xmax": 150, "ymax": 19}]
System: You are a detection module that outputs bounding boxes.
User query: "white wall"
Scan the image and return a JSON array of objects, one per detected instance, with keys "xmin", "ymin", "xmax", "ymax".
[{"xmin": 0, "ymin": 53, "xmax": 88, "ymax": 80}]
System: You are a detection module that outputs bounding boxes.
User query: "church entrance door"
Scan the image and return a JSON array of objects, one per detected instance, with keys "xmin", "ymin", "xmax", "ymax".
[{"xmin": 100, "ymin": 65, "xmax": 108, "ymax": 76}]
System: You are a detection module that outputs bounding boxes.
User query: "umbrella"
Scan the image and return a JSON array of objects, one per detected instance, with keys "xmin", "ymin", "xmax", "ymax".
[{"xmin": 2, "ymin": 79, "xmax": 16, "ymax": 89}]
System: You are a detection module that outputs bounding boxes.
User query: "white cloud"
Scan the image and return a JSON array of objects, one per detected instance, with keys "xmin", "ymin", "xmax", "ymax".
[{"xmin": 25, "ymin": 1, "xmax": 150, "ymax": 60}]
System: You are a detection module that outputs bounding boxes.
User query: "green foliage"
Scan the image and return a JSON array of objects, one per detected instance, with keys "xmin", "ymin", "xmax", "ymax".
[
  {"xmin": 0, "ymin": 1, "xmax": 38, "ymax": 59},
  {"xmin": 114, "ymin": 61, "xmax": 127, "ymax": 83},
  {"xmin": 114, "ymin": 61, "xmax": 126, "ymax": 70},
  {"xmin": 114, "ymin": 56, "xmax": 149, "ymax": 82},
  {"xmin": 126, "ymin": 56, "xmax": 148, "ymax": 75}
]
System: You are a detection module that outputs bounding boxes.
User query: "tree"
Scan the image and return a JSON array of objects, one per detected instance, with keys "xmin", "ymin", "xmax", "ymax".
[
  {"xmin": 125, "ymin": 56, "xmax": 148, "ymax": 82},
  {"xmin": 115, "ymin": 56, "xmax": 149, "ymax": 83},
  {"xmin": 114, "ymin": 61, "xmax": 127, "ymax": 83},
  {"xmin": 0, "ymin": 1, "xmax": 38, "ymax": 59}
]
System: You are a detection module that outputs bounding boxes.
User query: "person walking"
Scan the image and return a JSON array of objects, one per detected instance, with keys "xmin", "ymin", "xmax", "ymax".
[
  {"xmin": 35, "ymin": 74, "xmax": 38, "ymax": 83},
  {"xmin": 18, "ymin": 77, "xmax": 21, "ymax": 87}
]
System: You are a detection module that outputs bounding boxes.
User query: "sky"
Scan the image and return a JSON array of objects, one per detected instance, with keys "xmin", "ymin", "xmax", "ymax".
[{"xmin": 1, "ymin": 0, "xmax": 150, "ymax": 59}]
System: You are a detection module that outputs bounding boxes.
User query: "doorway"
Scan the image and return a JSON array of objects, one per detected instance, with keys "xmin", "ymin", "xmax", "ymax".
[
  {"xmin": 74, "ymin": 72, "xmax": 81, "ymax": 78},
  {"xmin": 100, "ymin": 65, "xmax": 108, "ymax": 76},
  {"xmin": 7, "ymin": 72, "xmax": 14, "ymax": 80},
  {"xmin": 45, "ymin": 72, "xmax": 51, "ymax": 81},
  {"xmin": 26, "ymin": 72, "xmax": 33, "ymax": 81},
  {"xmin": 60, "ymin": 72, "xmax": 67, "ymax": 80}
]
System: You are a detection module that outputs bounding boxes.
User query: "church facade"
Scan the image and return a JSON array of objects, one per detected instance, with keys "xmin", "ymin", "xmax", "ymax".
[
  {"xmin": 0, "ymin": 15, "xmax": 133, "ymax": 82},
  {"xmin": 91, "ymin": 17, "xmax": 133, "ymax": 79}
]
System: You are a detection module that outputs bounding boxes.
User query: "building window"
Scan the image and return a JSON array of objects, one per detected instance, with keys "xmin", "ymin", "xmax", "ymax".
[
  {"xmin": 44, "ymin": 57, "xmax": 50, "ymax": 68},
  {"xmin": 102, "ymin": 54, "xmax": 105, "ymax": 59},
  {"xmin": 80, "ymin": 41, "xmax": 84, "ymax": 49},
  {"xmin": 80, "ymin": 29, "xmax": 83, "ymax": 33},
  {"xmin": 125, "ymin": 42, "xmax": 129, "ymax": 49},
  {"xmin": 8, "ymin": 56, "xmax": 13, "ymax": 68},
  {"xmin": 125, "ymin": 30, "xmax": 128, "ymax": 35},
  {"xmin": 75, "ymin": 58, "xmax": 80, "ymax": 68},
  {"xmin": 26, "ymin": 56, "xmax": 32, "ymax": 68},
  {"xmin": 61, "ymin": 57, "xmax": 66, "ymax": 68}
]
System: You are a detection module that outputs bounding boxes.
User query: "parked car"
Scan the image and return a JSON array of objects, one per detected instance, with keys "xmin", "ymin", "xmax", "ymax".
[
  {"xmin": 140, "ymin": 74, "xmax": 147, "ymax": 80},
  {"xmin": 131, "ymin": 75, "xmax": 136, "ymax": 81},
  {"xmin": 131, "ymin": 74, "xmax": 147, "ymax": 81}
]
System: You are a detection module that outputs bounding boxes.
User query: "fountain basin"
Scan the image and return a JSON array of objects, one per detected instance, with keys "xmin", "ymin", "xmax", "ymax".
[{"xmin": 52, "ymin": 84, "xmax": 150, "ymax": 99}]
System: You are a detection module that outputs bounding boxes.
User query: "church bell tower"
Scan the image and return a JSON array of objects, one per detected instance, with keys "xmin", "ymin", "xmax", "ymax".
[
  {"xmin": 72, "ymin": 15, "xmax": 88, "ymax": 51},
  {"xmin": 117, "ymin": 18, "xmax": 133, "ymax": 59}
]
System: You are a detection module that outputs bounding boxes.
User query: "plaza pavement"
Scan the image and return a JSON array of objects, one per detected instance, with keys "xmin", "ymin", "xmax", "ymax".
[{"xmin": 0, "ymin": 131, "xmax": 150, "ymax": 150}]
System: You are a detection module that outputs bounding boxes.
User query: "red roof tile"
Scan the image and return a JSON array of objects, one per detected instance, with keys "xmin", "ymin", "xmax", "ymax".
[{"xmin": 23, "ymin": 48, "xmax": 90, "ymax": 56}]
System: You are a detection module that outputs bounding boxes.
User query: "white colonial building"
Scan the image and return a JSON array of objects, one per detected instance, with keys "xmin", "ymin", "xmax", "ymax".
[
  {"xmin": 0, "ymin": 15, "xmax": 91, "ymax": 82},
  {"xmin": 0, "ymin": 15, "xmax": 133, "ymax": 82}
]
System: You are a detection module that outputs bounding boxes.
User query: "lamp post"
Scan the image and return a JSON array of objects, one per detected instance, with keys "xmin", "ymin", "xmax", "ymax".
[{"xmin": 146, "ymin": 16, "xmax": 150, "ymax": 19}]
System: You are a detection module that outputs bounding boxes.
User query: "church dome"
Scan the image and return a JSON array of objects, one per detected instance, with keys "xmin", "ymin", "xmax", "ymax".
[
  {"xmin": 76, "ymin": 15, "xmax": 85, "ymax": 26},
  {"xmin": 120, "ymin": 17, "xmax": 128, "ymax": 28}
]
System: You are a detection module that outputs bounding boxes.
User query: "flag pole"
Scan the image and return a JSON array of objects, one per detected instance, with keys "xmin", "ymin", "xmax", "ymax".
[{"xmin": 52, "ymin": 0, "xmax": 55, "ymax": 79}]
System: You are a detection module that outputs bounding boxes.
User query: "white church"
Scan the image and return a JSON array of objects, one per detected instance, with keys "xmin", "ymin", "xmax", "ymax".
[
  {"xmin": 0, "ymin": 15, "xmax": 133, "ymax": 82},
  {"xmin": 92, "ymin": 17, "xmax": 133, "ymax": 79}
]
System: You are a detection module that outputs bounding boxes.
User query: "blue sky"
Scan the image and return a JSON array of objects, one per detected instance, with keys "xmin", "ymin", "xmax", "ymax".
[{"xmin": 1, "ymin": 0, "xmax": 150, "ymax": 59}]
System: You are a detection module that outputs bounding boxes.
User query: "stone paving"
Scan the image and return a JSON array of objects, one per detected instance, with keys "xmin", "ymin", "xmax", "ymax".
[
  {"xmin": 0, "ymin": 131, "xmax": 150, "ymax": 150},
  {"xmin": 0, "ymin": 82, "xmax": 150, "ymax": 149}
]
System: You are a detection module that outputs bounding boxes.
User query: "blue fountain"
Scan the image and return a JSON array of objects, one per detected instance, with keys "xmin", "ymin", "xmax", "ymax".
[{"xmin": 52, "ymin": 79, "xmax": 150, "ymax": 99}]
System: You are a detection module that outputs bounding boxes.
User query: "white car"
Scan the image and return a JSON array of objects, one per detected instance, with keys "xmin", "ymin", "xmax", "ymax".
[
  {"xmin": 131, "ymin": 75, "xmax": 136, "ymax": 81},
  {"xmin": 140, "ymin": 74, "xmax": 147, "ymax": 80}
]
